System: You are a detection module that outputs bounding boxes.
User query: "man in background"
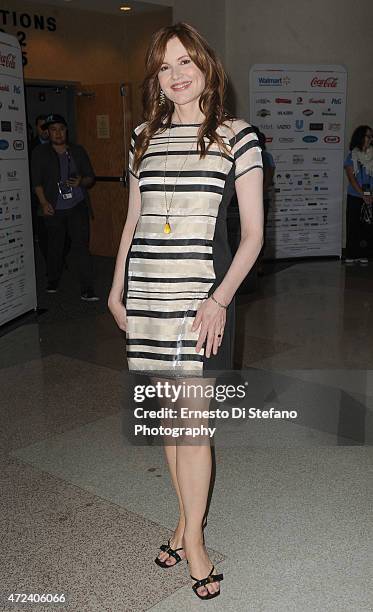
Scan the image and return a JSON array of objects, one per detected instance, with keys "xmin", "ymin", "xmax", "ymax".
[
  {"xmin": 29, "ymin": 115, "xmax": 49, "ymax": 153},
  {"xmin": 31, "ymin": 114, "xmax": 99, "ymax": 301},
  {"xmin": 29, "ymin": 115, "xmax": 49, "ymax": 258}
]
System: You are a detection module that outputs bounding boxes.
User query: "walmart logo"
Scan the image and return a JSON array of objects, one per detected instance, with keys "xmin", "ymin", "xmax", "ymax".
[{"xmin": 258, "ymin": 76, "xmax": 291, "ymax": 86}]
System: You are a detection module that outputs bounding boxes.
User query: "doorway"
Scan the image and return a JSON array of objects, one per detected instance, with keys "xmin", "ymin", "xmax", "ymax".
[
  {"xmin": 25, "ymin": 80, "xmax": 78, "ymax": 144},
  {"xmin": 25, "ymin": 79, "xmax": 132, "ymax": 257}
]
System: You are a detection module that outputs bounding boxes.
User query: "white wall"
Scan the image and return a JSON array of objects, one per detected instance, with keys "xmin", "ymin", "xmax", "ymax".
[
  {"xmin": 224, "ymin": 0, "xmax": 373, "ymax": 244},
  {"xmin": 158, "ymin": 0, "xmax": 373, "ymax": 144},
  {"xmin": 225, "ymin": 0, "xmax": 373, "ymax": 142},
  {"xmin": 146, "ymin": 0, "xmax": 226, "ymax": 61},
  {"xmin": 172, "ymin": 0, "xmax": 226, "ymax": 61}
]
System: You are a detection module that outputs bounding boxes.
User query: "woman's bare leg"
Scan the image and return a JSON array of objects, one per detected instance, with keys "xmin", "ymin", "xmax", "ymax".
[
  {"xmin": 156, "ymin": 443, "xmax": 187, "ymax": 565},
  {"xmin": 151, "ymin": 376, "xmax": 186, "ymax": 566},
  {"xmin": 175, "ymin": 378, "xmax": 220, "ymax": 596}
]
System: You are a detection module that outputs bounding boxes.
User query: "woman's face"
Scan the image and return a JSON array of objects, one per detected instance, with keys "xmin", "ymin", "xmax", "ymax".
[
  {"xmin": 363, "ymin": 129, "xmax": 373, "ymax": 151},
  {"xmin": 158, "ymin": 37, "xmax": 205, "ymax": 108}
]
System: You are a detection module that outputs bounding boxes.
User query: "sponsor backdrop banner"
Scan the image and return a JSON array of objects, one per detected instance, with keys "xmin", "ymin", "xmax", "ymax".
[
  {"xmin": 250, "ymin": 64, "xmax": 347, "ymax": 259},
  {"xmin": 0, "ymin": 32, "xmax": 37, "ymax": 326}
]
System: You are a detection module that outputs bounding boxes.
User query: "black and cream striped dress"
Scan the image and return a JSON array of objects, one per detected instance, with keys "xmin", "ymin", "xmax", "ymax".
[{"xmin": 124, "ymin": 119, "xmax": 262, "ymax": 377}]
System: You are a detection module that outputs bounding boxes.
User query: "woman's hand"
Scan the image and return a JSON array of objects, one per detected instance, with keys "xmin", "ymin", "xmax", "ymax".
[
  {"xmin": 108, "ymin": 295, "xmax": 127, "ymax": 331},
  {"xmin": 192, "ymin": 297, "xmax": 226, "ymax": 358},
  {"xmin": 363, "ymin": 194, "xmax": 373, "ymax": 205}
]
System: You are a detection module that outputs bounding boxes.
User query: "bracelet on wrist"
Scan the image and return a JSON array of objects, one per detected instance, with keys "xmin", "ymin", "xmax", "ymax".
[{"xmin": 210, "ymin": 294, "xmax": 228, "ymax": 309}]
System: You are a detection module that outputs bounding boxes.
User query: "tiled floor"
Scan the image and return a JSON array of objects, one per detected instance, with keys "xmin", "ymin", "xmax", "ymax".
[{"xmin": 1, "ymin": 250, "xmax": 372, "ymax": 611}]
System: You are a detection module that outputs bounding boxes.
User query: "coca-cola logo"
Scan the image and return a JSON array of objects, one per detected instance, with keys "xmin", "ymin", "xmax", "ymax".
[
  {"xmin": 0, "ymin": 52, "xmax": 16, "ymax": 70},
  {"xmin": 311, "ymin": 77, "xmax": 338, "ymax": 88}
]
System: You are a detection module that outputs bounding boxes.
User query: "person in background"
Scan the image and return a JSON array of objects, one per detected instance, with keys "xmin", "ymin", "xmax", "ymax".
[
  {"xmin": 27, "ymin": 121, "xmax": 34, "ymax": 145},
  {"xmin": 29, "ymin": 115, "xmax": 49, "ymax": 256},
  {"xmin": 31, "ymin": 114, "xmax": 99, "ymax": 301},
  {"xmin": 29, "ymin": 115, "xmax": 49, "ymax": 152},
  {"xmin": 344, "ymin": 125, "xmax": 373, "ymax": 265}
]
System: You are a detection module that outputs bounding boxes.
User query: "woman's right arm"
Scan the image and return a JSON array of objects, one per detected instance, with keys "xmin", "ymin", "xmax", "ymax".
[{"xmin": 108, "ymin": 173, "xmax": 141, "ymax": 330}]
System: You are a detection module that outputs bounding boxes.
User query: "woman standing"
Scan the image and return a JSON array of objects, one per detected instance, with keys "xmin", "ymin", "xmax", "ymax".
[
  {"xmin": 108, "ymin": 23, "xmax": 263, "ymax": 600},
  {"xmin": 344, "ymin": 125, "xmax": 373, "ymax": 264}
]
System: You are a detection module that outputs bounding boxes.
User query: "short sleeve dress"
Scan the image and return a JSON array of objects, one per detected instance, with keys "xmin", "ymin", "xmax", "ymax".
[{"xmin": 124, "ymin": 119, "xmax": 263, "ymax": 377}]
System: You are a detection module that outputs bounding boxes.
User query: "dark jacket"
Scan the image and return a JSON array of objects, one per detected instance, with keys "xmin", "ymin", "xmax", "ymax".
[
  {"xmin": 31, "ymin": 143, "xmax": 95, "ymax": 218},
  {"xmin": 29, "ymin": 136, "xmax": 48, "ymax": 156}
]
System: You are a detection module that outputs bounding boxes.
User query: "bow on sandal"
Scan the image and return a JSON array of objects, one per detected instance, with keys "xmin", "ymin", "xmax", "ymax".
[
  {"xmin": 190, "ymin": 565, "xmax": 224, "ymax": 600},
  {"xmin": 154, "ymin": 539, "xmax": 185, "ymax": 568}
]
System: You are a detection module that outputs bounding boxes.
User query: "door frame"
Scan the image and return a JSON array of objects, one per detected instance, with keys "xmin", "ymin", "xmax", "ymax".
[{"xmin": 25, "ymin": 79, "xmax": 80, "ymax": 144}]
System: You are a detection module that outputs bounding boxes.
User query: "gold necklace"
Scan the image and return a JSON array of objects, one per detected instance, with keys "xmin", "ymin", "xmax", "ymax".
[{"xmin": 163, "ymin": 125, "xmax": 195, "ymax": 234}]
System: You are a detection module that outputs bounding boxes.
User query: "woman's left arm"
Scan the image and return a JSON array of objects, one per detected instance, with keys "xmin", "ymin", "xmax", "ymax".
[
  {"xmin": 213, "ymin": 167, "xmax": 264, "ymax": 305},
  {"xmin": 192, "ymin": 166, "xmax": 264, "ymax": 357}
]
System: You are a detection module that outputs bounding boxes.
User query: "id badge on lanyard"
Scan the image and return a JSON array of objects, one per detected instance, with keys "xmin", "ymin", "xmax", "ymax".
[{"xmin": 57, "ymin": 152, "xmax": 73, "ymax": 199}]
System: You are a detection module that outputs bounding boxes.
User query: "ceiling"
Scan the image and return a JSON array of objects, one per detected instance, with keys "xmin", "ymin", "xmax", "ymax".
[{"xmin": 22, "ymin": 0, "xmax": 173, "ymax": 16}]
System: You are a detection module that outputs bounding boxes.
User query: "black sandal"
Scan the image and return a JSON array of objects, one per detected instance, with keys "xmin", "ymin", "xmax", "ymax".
[
  {"xmin": 154, "ymin": 539, "xmax": 185, "ymax": 568},
  {"xmin": 190, "ymin": 565, "xmax": 224, "ymax": 600}
]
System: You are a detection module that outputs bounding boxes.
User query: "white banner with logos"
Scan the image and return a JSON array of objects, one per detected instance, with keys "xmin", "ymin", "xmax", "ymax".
[
  {"xmin": 249, "ymin": 64, "xmax": 347, "ymax": 259},
  {"xmin": 0, "ymin": 32, "xmax": 37, "ymax": 326}
]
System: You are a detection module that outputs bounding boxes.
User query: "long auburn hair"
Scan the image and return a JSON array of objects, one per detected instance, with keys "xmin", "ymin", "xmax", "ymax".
[{"xmin": 132, "ymin": 22, "xmax": 233, "ymax": 173}]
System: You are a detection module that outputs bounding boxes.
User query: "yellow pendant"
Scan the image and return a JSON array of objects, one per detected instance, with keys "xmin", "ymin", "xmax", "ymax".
[{"xmin": 164, "ymin": 221, "xmax": 171, "ymax": 234}]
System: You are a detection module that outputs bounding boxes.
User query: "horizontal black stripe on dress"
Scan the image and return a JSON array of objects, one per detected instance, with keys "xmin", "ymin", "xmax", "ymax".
[
  {"xmin": 236, "ymin": 164, "xmax": 263, "ymax": 179},
  {"xmin": 141, "ymin": 150, "xmax": 232, "ymax": 162},
  {"xmin": 129, "ymin": 252, "xmax": 212, "ymax": 260},
  {"xmin": 139, "ymin": 213, "xmax": 217, "ymax": 218},
  {"xmin": 139, "ymin": 184, "xmax": 223, "ymax": 195},
  {"xmin": 127, "ymin": 288, "xmax": 207, "ymax": 294},
  {"xmin": 130, "ymin": 276, "xmax": 214, "ymax": 283},
  {"xmin": 132, "ymin": 238, "xmax": 212, "ymax": 246},
  {"xmin": 139, "ymin": 170, "xmax": 226, "ymax": 180},
  {"xmin": 127, "ymin": 338, "xmax": 197, "ymax": 347},
  {"xmin": 152, "ymin": 133, "xmax": 201, "ymax": 138},
  {"xmin": 127, "ymin": 296, "xmax": 206, "ymax": 301},
  {"xmin": 229, "ymin": 126, "xmax": 256, "ymax": 147},
  {"xmin": 126, "ymin": 309, "xmax": 198, "ymax": 318},
  {"xmin": 126, "ymin": 351, "xmax": 203, "ymax": 362},
  {"xmin": 234, "ymin": 139, "xmax": 260, "ymax": 160},
  {"xmin": 128, "ymin": 297, "xmax": 207, "ymax": 302},
  {"xmin": 151, "ymin": 135, "xmax": 215, "ymax": 141}
]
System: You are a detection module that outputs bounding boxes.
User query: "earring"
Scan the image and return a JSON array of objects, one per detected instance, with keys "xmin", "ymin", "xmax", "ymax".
[{"xmin": 159, "ymin": 89, "xmax": 165, "ymax": 106}]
